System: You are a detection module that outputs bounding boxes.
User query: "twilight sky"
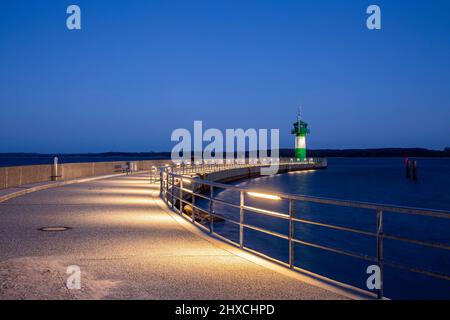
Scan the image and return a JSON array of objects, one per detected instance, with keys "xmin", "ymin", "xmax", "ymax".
[{"xmin": 0, "ymin": 0, "xmax": 449, "ymax": 153}]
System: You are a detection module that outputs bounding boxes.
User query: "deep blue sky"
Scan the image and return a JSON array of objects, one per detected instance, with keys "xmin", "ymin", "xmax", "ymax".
[{"xmin": 1, "ymin": 1, "xmax": 449, "ymax": 153}]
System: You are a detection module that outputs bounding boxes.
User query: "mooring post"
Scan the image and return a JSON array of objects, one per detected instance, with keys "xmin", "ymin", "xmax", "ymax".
[
  {"xmin": 412, "ymin": 160, "xmax": 418, "ymax": 181},
  {"xmin": 406, "ymin": 159, "xmax": 411, "ymax": 179}
]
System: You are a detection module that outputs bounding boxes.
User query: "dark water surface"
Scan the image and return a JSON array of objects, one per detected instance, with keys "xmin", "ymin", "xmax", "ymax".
[{"xmin": 199, "ymin": 158, "xmax": 450, "ymax": 299}]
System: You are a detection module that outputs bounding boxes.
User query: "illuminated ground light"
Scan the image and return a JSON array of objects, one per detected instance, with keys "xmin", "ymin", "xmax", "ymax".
[
  {"xmin": 247, "ymin": 192, "xmax": 282, "ymax": 201},
  {"xmin": 38, "ymin": 226, "xmax": 72, "ymax": 232}
]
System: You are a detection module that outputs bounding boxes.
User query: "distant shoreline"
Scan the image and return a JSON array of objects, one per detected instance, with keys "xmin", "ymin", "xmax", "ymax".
[
  {"xmin": 0, "ymin": 148, "xmax": 449, "ymax": 168},
  {"xmin": 305, "ymin": 148, "xmax": 450, "ymax": 158}
]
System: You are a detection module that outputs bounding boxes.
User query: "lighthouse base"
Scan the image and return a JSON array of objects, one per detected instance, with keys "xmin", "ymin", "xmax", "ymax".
[
  {"xmin": 295, "ymin": 148, "xmax": 306, "ymax": 162},
  {"xmin": 295, "ymin": 135, "xmax": 307, "ymax": 161}
]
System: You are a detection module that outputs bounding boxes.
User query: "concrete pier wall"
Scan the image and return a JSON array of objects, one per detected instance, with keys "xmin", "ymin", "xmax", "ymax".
[
  {"xmin": 0, "ymin": 160, "xmax": 171, "ymax": 190},
  {"xmin": 0, "ymin": 165, "xmax": 53, "ymax": 189}
]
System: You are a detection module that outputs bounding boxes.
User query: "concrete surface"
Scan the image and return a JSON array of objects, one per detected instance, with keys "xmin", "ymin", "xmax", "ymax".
[
  {"xmin": 0, "ymin": 173, "xmax": 132, "ymax": 204},
  {"xmin": 0, "ymin": 174, "xmax": 348, "ymax": 300}
]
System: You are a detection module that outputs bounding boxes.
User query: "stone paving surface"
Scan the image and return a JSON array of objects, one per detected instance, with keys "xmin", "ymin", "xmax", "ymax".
[{"xmin": 0, "ymin": 174, "xmax": 346, "ymax": 300}]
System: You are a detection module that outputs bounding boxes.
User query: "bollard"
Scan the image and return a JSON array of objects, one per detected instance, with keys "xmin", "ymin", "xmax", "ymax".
[
  {"xmin": 51, "ymin": 156, "xmax": 59, "ymax": 181},
  {"xmin": 412, "ymin": 160, "xmax": 418, "ymax": 181},
  {"xmin": 406, "ymin": 159, "xmax": 411, "ymax": 179}
]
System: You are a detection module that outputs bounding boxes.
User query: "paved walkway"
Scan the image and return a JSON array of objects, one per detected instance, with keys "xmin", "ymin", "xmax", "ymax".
[{"xmin": 0, "ymin": 174, "xmax": 348, "ymax": 299}]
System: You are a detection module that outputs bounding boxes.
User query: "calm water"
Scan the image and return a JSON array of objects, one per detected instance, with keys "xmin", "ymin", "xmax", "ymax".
[
  {"xmin": 198, "ymin": 158, "xmax": 450, "ymax": 299},
  {"xmin": 236, "ymin": 157, "xmax": 450, "ymax": 211}
]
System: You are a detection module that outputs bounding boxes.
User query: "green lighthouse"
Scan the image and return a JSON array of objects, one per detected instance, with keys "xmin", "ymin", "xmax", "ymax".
[{"xmin": 291, "ymin": 109, "xmax": 309, "ymax": 162}]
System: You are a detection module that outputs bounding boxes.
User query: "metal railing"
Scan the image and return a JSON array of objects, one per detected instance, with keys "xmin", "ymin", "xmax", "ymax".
[
  {"xmin": 150, "ymin": 158, "xmax": 326, "ymax": 182},
  {"xmin": 158, "ymin": 162, "xmax": 450, "ymax": 299}
]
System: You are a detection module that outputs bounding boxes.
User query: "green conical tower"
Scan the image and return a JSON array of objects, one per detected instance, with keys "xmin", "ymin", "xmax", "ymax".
[{"xmin": 291, "ymin": 109, "xmax": 309, "ymax": 161}]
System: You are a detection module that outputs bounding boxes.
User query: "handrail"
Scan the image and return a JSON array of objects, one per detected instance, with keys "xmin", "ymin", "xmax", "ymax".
[
  {"xmin": 157, "ymin": 161, "xmax": 450, "ymax": 299},
  {"xmin": 167, "ymin": 171, "xmax": 450, "ymax": 219}
]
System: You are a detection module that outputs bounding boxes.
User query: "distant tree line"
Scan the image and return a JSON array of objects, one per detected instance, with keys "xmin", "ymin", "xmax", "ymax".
[{"xmin": 1, "ymin": 148, "xmax": 449, "ymax": 160}]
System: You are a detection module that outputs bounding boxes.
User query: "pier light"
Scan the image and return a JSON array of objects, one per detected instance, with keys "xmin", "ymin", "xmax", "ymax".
[{"xmin": 247, "ymin": 192, "xmax": 282, "ymax": 201}]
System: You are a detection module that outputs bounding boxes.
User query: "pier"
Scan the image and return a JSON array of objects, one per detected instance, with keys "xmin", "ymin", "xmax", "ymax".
[
  {"xmin": 1, "ymin": 159, "xmax": 449, "ymax": 300},
  {"xmin": 0, "ymin": 159, "xmax": 355, "ymax": 300}
]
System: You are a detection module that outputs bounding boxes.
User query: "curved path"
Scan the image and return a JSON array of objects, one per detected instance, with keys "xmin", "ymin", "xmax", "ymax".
[{"xmin": 0, "ymin": 173, "xmax": 349, "ymax": 299}]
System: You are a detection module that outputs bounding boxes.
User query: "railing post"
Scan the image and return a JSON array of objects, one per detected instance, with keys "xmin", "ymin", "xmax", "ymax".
[
  {"xmin": 239, "ymin": 190, "xmax": 244, "ymax": 248},
  {"xmin": 171, "ymin": 174, "xmax": 174, "ymax": 209},
  {"xmin": 191, "ymin": 182, "xmax": 196, "ymax": 223},
  {"xmin": 159, "ymin": 169, "xmax": 163, "ymax": 197},
  {"xmin": 376, "ymin": 209, "xmax": 384, "ymax": 299},
  {"xmin": 289, "ymin": 197, "xmax": 294, "ymax": 269},
  {"xmin": 209, "ymin": 185, "xmax": 214, "ymax": 234},
  {"xmin": 165, "ymin": 168, "xmax": 169, "ymax": 201},
  {"xmin": 150, "ymin": 167, "xmax": 153, "ymax": 183},
  {"xmin": 179, "ymin": 179, "xmax": 183, "ymax": 213}
]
